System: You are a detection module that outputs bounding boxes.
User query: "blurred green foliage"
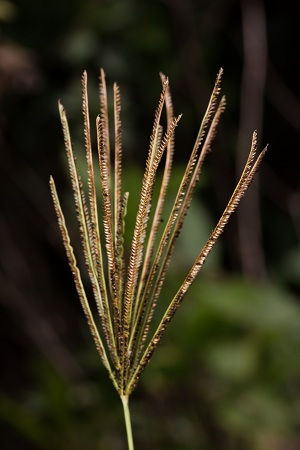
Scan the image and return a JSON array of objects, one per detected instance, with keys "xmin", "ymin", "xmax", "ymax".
[
  {"xmin": 2, "ymin": 276, "xmax": 300, "ymax": 449},
  {"xmin": 1, "ymin": 0, "xmax": 300, "ymax": 449}
]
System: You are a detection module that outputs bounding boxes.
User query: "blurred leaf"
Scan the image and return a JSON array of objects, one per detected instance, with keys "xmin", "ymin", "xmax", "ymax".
[
  {"xmin": 0, "ymin": 0, "xmax": 17, "ymax": 21},
  {"xmin": 206, "ymin": 339, "xmax": 258, "ymax": 381},
  {"xmin": 60, "ymin": 28, "xmax": 98, "ymax": 65},
  {"xmin": 219, "ymin": 387, "xmax": 294, "ymax": 433},
  {"xmin": 0, "ymin": 394, "xmax": 53, "ymax": 449}
]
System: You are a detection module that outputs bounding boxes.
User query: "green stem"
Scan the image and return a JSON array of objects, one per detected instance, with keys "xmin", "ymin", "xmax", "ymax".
[{"xmin": 121, "ymin": 394, "xmax": 134, "ymax": 450}]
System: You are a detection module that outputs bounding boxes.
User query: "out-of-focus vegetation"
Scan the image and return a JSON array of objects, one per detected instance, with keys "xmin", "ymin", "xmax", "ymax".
[{"xmin": 1, "ymin": 0, "xmax": 300, "ymax": 449}]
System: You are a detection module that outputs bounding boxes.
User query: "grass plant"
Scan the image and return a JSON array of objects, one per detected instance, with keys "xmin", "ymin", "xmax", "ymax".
[{"xmin": 50, "ymin": 68, "xmax": 267, "ymax": 449}]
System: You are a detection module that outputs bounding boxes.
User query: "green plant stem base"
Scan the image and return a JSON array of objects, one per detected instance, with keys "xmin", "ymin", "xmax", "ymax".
[{"xmin": 121, "ymin": 395, "xmax": 134, "ymax": 450}]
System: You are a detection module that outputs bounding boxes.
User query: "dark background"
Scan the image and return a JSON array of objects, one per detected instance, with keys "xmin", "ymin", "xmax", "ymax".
[{"xmin": 1, "ymin": 0, "xmax": 300, "ymax": 449}]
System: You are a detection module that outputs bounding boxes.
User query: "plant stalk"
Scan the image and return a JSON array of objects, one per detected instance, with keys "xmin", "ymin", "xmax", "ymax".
[{"xmin": 121, "ymin": 394, "xmax": 134, "ymax": 450}]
